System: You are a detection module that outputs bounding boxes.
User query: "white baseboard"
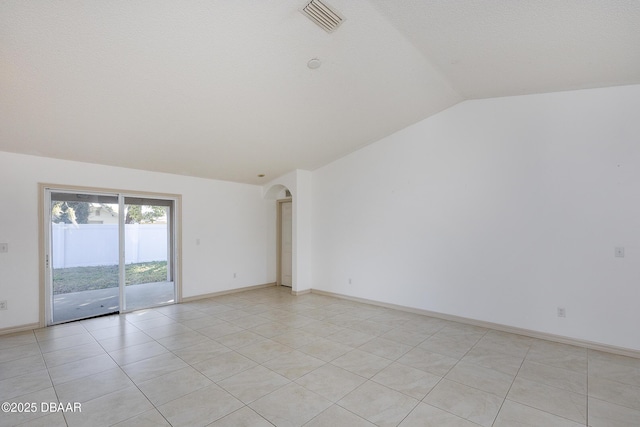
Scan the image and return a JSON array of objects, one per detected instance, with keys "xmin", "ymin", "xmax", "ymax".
[
  {"xmin": 9, "ymin": 284, "xmax": 638, "ymax": 359},
  {"xmin": 0, "ymin": 322, "xmax": 41, "ymax": 336},
  {"xmin": 181, "ymin": 282, "xmax": 276, "ymax": 303},
  {"xmin": 311, "ymin": 289, "xmax": 640, "ymax": 359}
]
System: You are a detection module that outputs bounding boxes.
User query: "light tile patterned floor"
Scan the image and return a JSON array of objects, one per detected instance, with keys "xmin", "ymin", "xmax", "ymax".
[{"xmin": 1, "ymin": 286, "xmax": 639, "ymax": 426}]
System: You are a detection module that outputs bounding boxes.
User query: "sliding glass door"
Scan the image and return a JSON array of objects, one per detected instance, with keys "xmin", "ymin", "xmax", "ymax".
[
  {"xmin": 49, "ymin": 192, "xmax": 120, "ymax": 323},
  {"xmin": 124, "ymin": 197, "xmax": 175, "ymax": 311},
  {"xmin": 45, "ymin": 188, "xmax": 177, "ymax": 325}
]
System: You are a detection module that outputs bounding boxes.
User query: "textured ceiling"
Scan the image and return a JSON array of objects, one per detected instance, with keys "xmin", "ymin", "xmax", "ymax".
[
  {"xmin": 368, "ymin": 0, "xmax": 640, "ymax": 99},
  {"xmin": 1, "ymin": 1, "xmax": 638, "ymax": 184}
]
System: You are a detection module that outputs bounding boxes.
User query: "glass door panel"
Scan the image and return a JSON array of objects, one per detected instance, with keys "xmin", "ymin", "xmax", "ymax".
[
  {"xmin": 123, "ymin": 197, "xmax": 175, "ymax": 311},
  {"xmin": 50, "ymin": 192, "xmax": 120, "ymax": 323}
]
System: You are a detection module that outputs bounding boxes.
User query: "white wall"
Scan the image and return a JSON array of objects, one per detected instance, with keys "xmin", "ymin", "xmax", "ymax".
[
  {"xmin": 312, "ymin": 84, "xmax": 640, "ymax": 351},
  {"xmin": 3, "ymin": 85, "xmax": 639, "ymax": 352},
  {"xmin": 0, "ymin": 152, "xmax": 274, "ymax": 330}
]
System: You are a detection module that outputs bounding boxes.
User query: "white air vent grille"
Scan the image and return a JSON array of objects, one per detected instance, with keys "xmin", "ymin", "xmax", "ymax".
[{"xmin": 301, "ymin": 0, "xmax": 344, "ymax": 33}]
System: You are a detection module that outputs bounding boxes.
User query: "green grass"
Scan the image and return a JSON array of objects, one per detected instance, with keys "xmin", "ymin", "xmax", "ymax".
[{"xmin": 53, "ymin": 261, "xmax": 168, "ymax": 294}]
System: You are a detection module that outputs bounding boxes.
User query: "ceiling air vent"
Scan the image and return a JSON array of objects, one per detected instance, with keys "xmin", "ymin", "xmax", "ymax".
[{"xmin": 301, "ymin": 0, "xmax": 344, "ymax": 33}]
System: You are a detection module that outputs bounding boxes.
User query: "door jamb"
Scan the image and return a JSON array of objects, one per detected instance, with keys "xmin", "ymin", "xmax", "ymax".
[{"xmin": 276, "ymin": 198, "xmax": 292, "ymax": 287}]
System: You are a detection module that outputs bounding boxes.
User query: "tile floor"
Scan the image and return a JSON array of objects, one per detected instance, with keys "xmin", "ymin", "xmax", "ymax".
[{"xmin": 1, "ymin": 286, "xmax": 639, "ymax": 426}]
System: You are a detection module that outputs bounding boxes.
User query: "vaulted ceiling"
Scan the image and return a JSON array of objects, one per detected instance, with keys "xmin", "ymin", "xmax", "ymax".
[{"xmin": 2, "ymin": 1, "xmax": 639, "ymax": 184}]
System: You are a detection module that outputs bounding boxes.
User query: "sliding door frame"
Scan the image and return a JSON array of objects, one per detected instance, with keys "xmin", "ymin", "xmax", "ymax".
[{"xmin": 38, "ymin": 183, "xmax": 182, "ymax": 328}]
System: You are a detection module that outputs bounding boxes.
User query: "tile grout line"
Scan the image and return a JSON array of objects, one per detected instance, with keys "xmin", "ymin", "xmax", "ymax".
[
  {"xmin": 87, "ymin": 315, "xmax": 171, "ymax": 427},
  {"xmin": 27, "ymin": 328, "xmax": 61, "ymax": 426},
  {"xmin": 7, "ymin": 288, "xmax": 639, "ymax": 426},
  {"xmin": 160, "ymin": 302, "xmax": 293, "ymax": 425},
  {"xmin": 586, "ymin": 348, "xmax": 589, "ymax": 426},
  {"xmin": 392, "ymin": 322, "xmax": 477, "ymax": 425},
  {"xmin": 427, "ymin": 328, "xmax": 493, "ymax": 426},
  {"xmin": 489, "ymin": 342, "xmax": 531, "ymax": 426}
]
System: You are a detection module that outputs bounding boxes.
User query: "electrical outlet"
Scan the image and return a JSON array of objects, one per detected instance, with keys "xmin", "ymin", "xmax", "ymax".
[
  {"xmin": 0, "ymin": 300, "xmax": 7, "ymax": 310},
  {"xmin": 233, "ymin": 272, "xmax": 237, "ymax": 278},
  {"xmin": 557, "ymin": 307, "xmax": 566, "ymax": 318},
  {"xmin": 348, "ymin": 278, "xmax": 352, "ymax": 284},
  {"xmin": 0, "ymin": 243, "xmax": 8, "ymax": 253},
  {"xmin": 615, "ymin": 247, "xmax": 625, "ymax": 258}
]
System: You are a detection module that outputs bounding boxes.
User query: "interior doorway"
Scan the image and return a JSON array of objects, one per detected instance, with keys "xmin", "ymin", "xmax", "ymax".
[
  {"xmin": 278, "ymin": 198, "xmax": 293, "ymax": 287},
  {"xmin": 43, "ymin": 186, "xmax": 179, "ymax": 325}
]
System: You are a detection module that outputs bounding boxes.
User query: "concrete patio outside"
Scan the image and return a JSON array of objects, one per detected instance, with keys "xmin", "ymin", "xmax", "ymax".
[{"xmin": 52, "ymin": 281, "xmax": 175, "ymax": 323}]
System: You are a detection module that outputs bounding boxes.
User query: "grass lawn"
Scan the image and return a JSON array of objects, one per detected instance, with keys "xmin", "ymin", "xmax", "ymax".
[{"xmin": 53, "ymin": 261, "xmax": 168, "ymax": 294}]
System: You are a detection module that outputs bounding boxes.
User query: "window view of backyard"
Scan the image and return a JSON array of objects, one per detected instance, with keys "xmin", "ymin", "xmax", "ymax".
[
  {"xmin": 52, "ymin": 261, "xmax": 168, "ymax": 294},
  {"xmin": 50, "ymin": 196, "xmax": 174, "ymax": 323}
]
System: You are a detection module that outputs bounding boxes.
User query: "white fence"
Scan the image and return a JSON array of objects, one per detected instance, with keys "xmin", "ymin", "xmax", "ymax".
[{"xmin": 52, "ymin": 223, "xmax": 168, "ymax": 268}]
